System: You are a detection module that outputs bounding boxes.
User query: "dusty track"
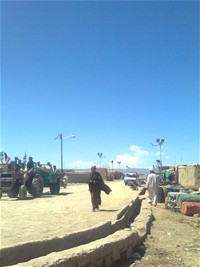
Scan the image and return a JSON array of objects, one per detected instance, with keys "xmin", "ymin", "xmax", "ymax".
[
  {"xmin": 1, "ymin": 181, "xmax": 199, "ymax": 267},
  {"xmin": 1, "ymin": 180, "xmax": 138, "ymax": 248}
]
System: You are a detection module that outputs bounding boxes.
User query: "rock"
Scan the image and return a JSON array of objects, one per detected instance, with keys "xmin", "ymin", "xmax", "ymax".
[{"xmin": 132, "ymin": 252, "xmax": 142, "ymax": 260}]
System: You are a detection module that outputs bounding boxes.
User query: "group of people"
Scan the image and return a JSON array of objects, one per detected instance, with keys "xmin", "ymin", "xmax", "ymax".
[
  {"xmin": 2, "ymin": 151, "xmax": 159, "ymax": 209},
  {"xmin": 26, "ymin": 160, "xmax": 160, "ymax": 209},
  {"xmin": 21, "ymin": 157, "xmax": 59, "ymax": 173}
]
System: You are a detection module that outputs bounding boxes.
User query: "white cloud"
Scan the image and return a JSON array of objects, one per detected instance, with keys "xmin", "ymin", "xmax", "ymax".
[
  {"xmin": 129, "ymin": 145, "xmax": 149, "ymax": 157},
  {"xmin": 69, "ymin": 145, "xmax": 152, "ymax": 169},
  {"xmin": 115, "ymin": 154, "xmax": 140, "ymax": 166},
  {"xmin": 114, "ymin": 145, "xmax": 150, "ymax": 168}
]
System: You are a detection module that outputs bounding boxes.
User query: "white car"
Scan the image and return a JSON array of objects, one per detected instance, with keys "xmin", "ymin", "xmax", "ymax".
[{"xmin": 124, "ymin": 172, "xmax": 139, "ymax": 186}]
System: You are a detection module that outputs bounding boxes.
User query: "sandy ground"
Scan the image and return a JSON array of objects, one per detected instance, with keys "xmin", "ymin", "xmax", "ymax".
[
  {"xmin": 131, "ymin": 204, "xmax": 200, "ymax": 267},
  {"xmin": 1, "ymin": 181, "xmax": 199, "ymax": 267},
  {"xmin": 0, "ymin": 180, "xmax": 138, "ymax": 248}
]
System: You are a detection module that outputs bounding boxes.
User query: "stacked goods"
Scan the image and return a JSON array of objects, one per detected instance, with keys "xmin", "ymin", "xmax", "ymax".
[
  {"xmin": 177, "ymin": 193, "xmax": 200, "ymax": 207},
  {"xmin": 165, "ymin": 192, "xmax": 200, "ymax": 214},
  {"xmin": 176, "ymin": 193, "xmax": 200, "ymax": 216},
  {"xmin": 181, "ymin": 201, "xmax": 200, "ymax": 216}
]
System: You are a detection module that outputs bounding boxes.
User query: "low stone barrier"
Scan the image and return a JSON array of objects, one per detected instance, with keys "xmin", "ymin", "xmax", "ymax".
[
  {"xmin": 67, "ymin": 173, "xmax": 90, "ymax": 183},
  {"xmin": 1, "ymin": 222, "xmax": 114, "ymax": 266}
]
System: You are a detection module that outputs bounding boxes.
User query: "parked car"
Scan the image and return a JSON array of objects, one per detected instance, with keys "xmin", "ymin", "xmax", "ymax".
[{"xmin": 124, "ymin": 172, "xmax": 139, "ymax": 186}]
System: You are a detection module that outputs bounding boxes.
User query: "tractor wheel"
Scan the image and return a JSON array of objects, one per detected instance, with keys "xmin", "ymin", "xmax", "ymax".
[
  {"xmin": 29, "ymin": 176, "xmax": 44, "ymax": 197},
  {"xmin": 63, "ymin": 183, "xmax": 67, "ymax": 189},
  {"xmin": 7, "ymin": 185, "xmax": 20, "ymax": 198},
  {"xmin": 18, "ymin": 185, "xmax": 27, "ymax": 200},
  {"xmin": 50, "ymin": 179, "xmax": 60, "ymax": 195}
]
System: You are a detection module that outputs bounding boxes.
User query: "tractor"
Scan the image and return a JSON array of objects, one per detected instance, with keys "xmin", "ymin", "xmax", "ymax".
[
  {"xmin": 0, "ymin": 160, "xmax": 65, "ymax": 200},
  {"xmin": 0, "ymin": 162, "xmax": 43, "ymax": 199},
  {"xmin": 35, "ymin": 164, "xmax": 64, "ymax": 194}
]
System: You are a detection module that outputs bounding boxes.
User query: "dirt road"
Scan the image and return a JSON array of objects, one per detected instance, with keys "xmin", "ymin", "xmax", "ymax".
[
  {"xmin": 1, "ymin": 181, "xmax": 199, "ymax": 267},
  {"xmin": 1, "ymin": 180, "xmax": 138, "ymax": 248}
]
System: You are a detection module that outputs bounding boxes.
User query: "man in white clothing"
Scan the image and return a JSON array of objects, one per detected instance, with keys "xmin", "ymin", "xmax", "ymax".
[{"xmin": 146, "ymin": 168, "xmax": 159, "ymax": 206}]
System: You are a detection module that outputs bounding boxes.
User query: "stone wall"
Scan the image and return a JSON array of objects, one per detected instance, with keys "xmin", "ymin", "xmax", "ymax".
[
  {"xmin": 67, "ymin": 172, "xmax": 90, "ymax": 183},
  {"xmin": 178, "ymin": 164, "xmax": 200, "ymax": 188},
  {"xmin": 66, "ymin": 168, "xmax": 110, "ymax": 184}
]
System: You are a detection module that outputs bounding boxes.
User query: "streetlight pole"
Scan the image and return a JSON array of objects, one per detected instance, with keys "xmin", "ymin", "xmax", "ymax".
[
  {"xmin": 61, "ymin": 134, "xmax": 63, "ymax": 172},
  {"xmin": 55, "ymin": 134, "xmax": 76, "ymax": 172},
  {"xmin": 111, "ymin": 160, "xmax": 114, "ymax": 173},
  {"xmin": 97, "ymin": 153, "xmax": 103, "ymax": 168},
  {"xmin": 117, "ymin": 161, "xmax": 121, "ymax": 171},
  {"xmin": 156, "ymin": 138, "xmax": 165, "ymax": 166},
  {"xmin": 151, "ymin": 139, "xmax": 165, "ymax": 179}
]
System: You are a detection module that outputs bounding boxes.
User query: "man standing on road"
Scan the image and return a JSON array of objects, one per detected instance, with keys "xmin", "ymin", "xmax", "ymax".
[
  {"xmin": 24, "ymin": 157, "xmax": 35, "ymax": 187},
  {"xmin": 146, "ymin": 168, "xmax": 159, "ymax": 206},
  {"xmin": 88, "ymin": 166, "xmax": 104, "ymax": 212},
  {"xmin": 27, "ymin": 157, "xmax": 34, "ymax": 171}
]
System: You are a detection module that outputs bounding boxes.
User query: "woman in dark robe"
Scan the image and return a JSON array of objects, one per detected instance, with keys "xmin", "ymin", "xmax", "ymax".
[{"xmin": 88, "ymin": 166, "xmax": 104, "ymax": 212}]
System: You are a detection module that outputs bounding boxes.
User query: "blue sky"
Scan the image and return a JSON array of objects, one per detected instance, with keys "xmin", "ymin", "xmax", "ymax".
[{"xmin": 1, "ymin": 1, "xmax": 199, "ymax": 170}]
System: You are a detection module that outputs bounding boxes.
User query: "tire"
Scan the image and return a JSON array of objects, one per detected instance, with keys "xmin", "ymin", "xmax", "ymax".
[
  {"xmin": 50, "ymin": 179, "xmax": 60, "ymax": 195},
  {"xmin": 29, "ymin": 176, "xmax": 44, "ymax": 197},
  {"xmin": 7, "ymin": 184, "xmax": 20, "ymax": 198},
  {"xmin": 61, "ymin": 179, "xmax": 67, "ymax": 188},
  {"xmin": 18, "ymin": 185, "xmax": 27, "ymax": 200}
]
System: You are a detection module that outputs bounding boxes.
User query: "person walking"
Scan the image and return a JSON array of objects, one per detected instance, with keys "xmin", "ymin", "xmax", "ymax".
[
  {"xmin": 88, "ymin": 166, "xmax": 104, "ymax": 212},
  {"xmin": 146, "ymin": 168, "xmax": 159, "ymax": 206}
]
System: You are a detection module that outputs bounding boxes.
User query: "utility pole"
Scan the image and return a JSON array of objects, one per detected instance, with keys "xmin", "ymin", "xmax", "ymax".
[
  {"xmin": 117, "ymin": 161, "xmax": 121, "ymax": 171},
  {"xmin": 151, "ymin": 139, "xmax": 165, "ymax": 180},
  {"xmin": 55, "ymin": 134, "xmax": 76, "ymax": 172},
  {"xmin": 111, "ymin": 160, "xmax": 114, "ymax": 173},
  {"xmin": 97, "ymin": 153, "xmax": 103, "ymax": 168}
]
